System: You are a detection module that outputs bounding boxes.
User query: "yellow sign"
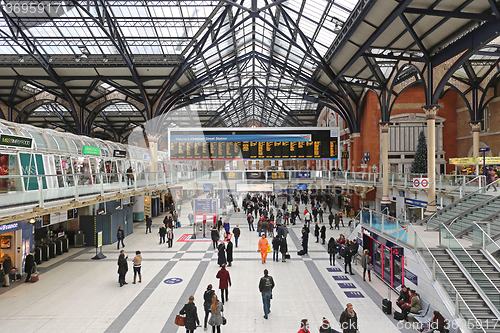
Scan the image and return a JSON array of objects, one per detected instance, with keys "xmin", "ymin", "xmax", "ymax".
[
  {"xmin": 477, "ymin": 157, "xmax": 500, "ymax": 164},
  {"xmin": 449, "ymin": 157, "xmax": 477, "ymax": 165},
  {"xmin": 144, "ymin": 196, "xmax": 151, "ymax": 217}
]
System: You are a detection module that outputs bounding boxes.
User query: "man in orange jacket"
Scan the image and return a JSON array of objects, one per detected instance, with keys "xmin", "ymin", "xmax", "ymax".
[{"xmin": 258, "ymin": 234, "xmax": 269, "ymax": 264}]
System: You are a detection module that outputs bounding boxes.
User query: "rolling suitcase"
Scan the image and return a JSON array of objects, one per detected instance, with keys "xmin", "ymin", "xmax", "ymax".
[{"xmin": 382, "ymin": 298, "xmax": 392, "ymax": 314}]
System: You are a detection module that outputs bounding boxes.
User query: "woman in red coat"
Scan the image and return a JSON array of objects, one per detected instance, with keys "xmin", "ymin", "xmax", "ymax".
[{"xmin": 216, "ymin": 264, "xmax": 231, "ymax": 305}]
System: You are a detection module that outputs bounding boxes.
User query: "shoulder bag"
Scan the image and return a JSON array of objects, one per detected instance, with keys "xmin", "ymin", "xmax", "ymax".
[{"xmin": 174, "ymin": 315, "xmax": 185, "ymax": 326}]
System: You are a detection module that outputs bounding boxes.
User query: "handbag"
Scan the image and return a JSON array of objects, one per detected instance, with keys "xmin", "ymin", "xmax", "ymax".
[
  {"xmin": 174, "ymin": 315, "xmax": 185, "ymax": 326},
  {"xmin": 222, "ymin": 312, "xmax": 227, "ymax": 325},
  {"xmin": 367, "ymin": 264, "xmax": 373, "ymax": 270}
]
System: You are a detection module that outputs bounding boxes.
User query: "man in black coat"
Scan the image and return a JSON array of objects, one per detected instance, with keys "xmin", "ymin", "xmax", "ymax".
[
  {"xmin": 24, "ymin": 251, "xmax": 35, "ymax": 283},
  {"xmin": 211, "ymin": 226, "xmax": 219, "ymax": 250},
  {"xmin": 320, "ymin": 224, "xmax": 327, "ymax": 245},
  {"xmin": 301, "ymin": 224, "xmax": 310, "ymax": 254},
  {"xmin": 344, "ymin": 246, "xmax": 354, "ymax": 275},
  {"xmin": 226, "ymin": 239, "xmax": 233, "ymax": 266}
]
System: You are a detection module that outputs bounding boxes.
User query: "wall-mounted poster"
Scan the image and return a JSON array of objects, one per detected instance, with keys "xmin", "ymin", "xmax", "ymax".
[{"xmin": 1, "ymin": 236, "xmax": 11, "ymax": 249}]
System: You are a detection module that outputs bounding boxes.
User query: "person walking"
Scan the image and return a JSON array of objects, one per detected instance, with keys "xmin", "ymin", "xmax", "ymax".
[
  {"xmin": 232, "ymin": 225, "xmax": 240, "ymax": 247},
  {"xmin": 361, "ymin": 249, "xmax": 372, "ymax": 282},
  {"xmin": 132, "ymin": 250, "xmax": 142, "ymax": 284},
  {"xmin": 272, "ymin": 236, "xmax": 280, "ymax": 262},
  {"xmin": 217, "ymin": 241, "xmax": 227, "ymax": 267},
  {"xmin": 247, "ymin": 214, "xmax": 255, "ymax": 231},
  {"xmin": 2, "ymin": 255, "xmax": 12, "ymax": 287},
  {"xmin": 117, "ymin": 225, "xmax": 125, "ymax": 249},
  {"xmin": 223, "ymin": 219, "xmax": 230, "ymax": 235},
  {"xmin": 314, "ymin": 222, "xmax": 320, "ymax": 243},
  {"xmin": 167, "ymin": 228, "xmax": 174, "ymax": 248},
  {"xmin": 226, "ymin": 239, "xmax": 233, "ymax": 267},
  {"xmin": 301, "ymin": 224, "xmax": 309, "ymax": 254},
  {"xmin": 203, "ymin": 285, "xmax": 215, "ymax": 331},
  {"xmin": 145, "ymin": 215, "xmax": 152, "ymax": 234},
  {"xmin": 329, "ymin": 212, "xmax": 334, "ymax": 230},
  {"xmin": 117, "ymin": 252, "xmax": 128, "ymax": 287},
  {"xmin": 487, "ymin": 167, "xmax": 498, "ymax": 191},
  {"xmin": 344, "ymin": 245, "xmax": 354, "ymax": 275},
  {"xmin": 173, "ymin": 210, "xmax": 179, "ymax": 228},
  {"xmin": 334, "ymin": 213, "xmax": 340, "ymax": 230},
  {"xmin": 280, "ymin": 238, "xmax": 288, "ymax": 262},
  {"xmin": 320, "ymin": 223, "xmax": 327, "ymax": 245},
  {"xmin": 24, "ymin": 251, "xmax": 35, "ymax": 283},
  {"xmin": 159, "ymin": 225, "xmax": 166, "ymax": 244},
  {"xmin": 328, "ymin": 237, "xmax": 337, "ymax": 266},
  {"xmin": 216, "ymin": 264, "xmax": 231, "ymax": 304},
  {"xmin": 211, "ymin": 226, "xmax": 219, "ymax": 250},
  {"xmin": 179, "ymin": 295, "xmax": 201, "ymax": 333},
  {"xmin": 297, "ymin": 319, "xmax": 310, "ymax": 333},
  {"xmin": 258, "ymin": 234, "xmax": 269, "ymax": 264},
  {"xmin": 339, "ymin": 303, "xmax": 358, "ymax": 333},
  {"xmin": 208, "ymin": 294, "xmax": 224, "ymax": 333},
  {"xmin": 319, "ymin": 317, "xmax": 337, "ymax": 333},
  {"xmin": 258, "ymin": 269, "xmax": 275, "ymax": 319}
]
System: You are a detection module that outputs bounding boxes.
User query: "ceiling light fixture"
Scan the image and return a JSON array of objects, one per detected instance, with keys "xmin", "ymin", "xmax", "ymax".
[{"xmin": 103, "ymin": 56, "xmax": 109, "ymax": 63}]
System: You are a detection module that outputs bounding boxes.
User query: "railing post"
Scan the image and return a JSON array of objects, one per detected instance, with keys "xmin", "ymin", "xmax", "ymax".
[
  {"xmin": 37, "ymin": 177, "xmax": 44, "ymax": 208},
  {"xmin": 146, "ymin": 173, "xmax": 149, "ymax": 188},
  {"xmin": 100, "ymin": 174, "xmax": 104, "ymax": 196},
  {"xmin": 134, "ymin": 172, "xmax": 137, "ymax": 190},
  {"xmin": 391, "ymin": 173, "xmax": 394, "ymax": 187},
  {"xmin": 455, "ymin": 292, "xmax": 459, "ymax": 315},
  {"xmin": 432, "ymin": 260, "xmax": 436, "ymax": 280},
  {"xmin": 118, "ymin": 173, "xmax": 123, "ymax": 193},
  {"xmin": 370, "ymin": 210, "xmax": 373, "ymax": 227},
  {"xmin": 74, "ymin": 175, "xmax": 79, "ymax": 201}
]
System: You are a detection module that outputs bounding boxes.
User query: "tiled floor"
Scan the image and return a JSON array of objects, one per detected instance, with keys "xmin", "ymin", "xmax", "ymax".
[{"xmin": 0, "ymin": 201, "xmax": 415, "ymax": 333}]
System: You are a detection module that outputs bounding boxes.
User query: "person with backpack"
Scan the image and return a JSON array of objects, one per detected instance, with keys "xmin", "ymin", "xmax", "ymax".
[
  {"xmin": 203, "ymin": 285, "xmax": 215, "ymax": 330},
  {"xmin": 258, "ymin": 269, "xmax": 275, "ymax": 319}
]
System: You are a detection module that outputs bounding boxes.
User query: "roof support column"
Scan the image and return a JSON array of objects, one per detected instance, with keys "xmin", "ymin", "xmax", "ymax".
[
  {"xmin": 380, "ymin": 122, "xmax": 390, "ymax": 214},
  {"xmin": 470, "ymin": 122, "xmax": 481, "ymax": 176},
  {"xmin": 424, "ymin": 105, "xmax": 440, "ymax": 215},
  {"xmin": 350, "ymin": 133, "xmax": 362, "ymax": 174},
  {"xmin": 147, "ymin": 134, "xmax": 159, "ymax": 183}
]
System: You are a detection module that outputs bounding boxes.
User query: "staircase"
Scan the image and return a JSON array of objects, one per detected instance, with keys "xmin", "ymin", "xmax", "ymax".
[
  {"xmin": 427, "ymin": 193, "xmax": 489, "ymax": 230},
  {"xmin": 427, "ymin": 193, "xmax": 500, "ymax": 240},
  {"xmin": 428, "ymin": 248, "xmax": 500, "ymax": 332}
]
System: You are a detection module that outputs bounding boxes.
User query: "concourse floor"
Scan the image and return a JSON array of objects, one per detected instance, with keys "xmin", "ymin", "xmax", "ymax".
[{"xmin": 0, "ymin": 205, "xmax": 413, "ymax": 333}]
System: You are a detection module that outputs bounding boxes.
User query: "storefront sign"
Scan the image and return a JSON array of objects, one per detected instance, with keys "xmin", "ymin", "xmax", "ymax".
[
  {"xmin": 245, "ymin": 171, "xmax": 265, "ymax": 180},
  {"xmin": 404, "ymin": 268, "xmax": 418, "ymax": 286},
  {"xmin": 294, "ymin": 171, "xmax": 311, "ymax": 178},
  {"xmin": 342, "ymin": 151, "xmax": 349, "ymax": 159},
  {"xmin": 82, "ymin": 145, "xmax": 101, "ymax": 155},
  {"xmin": 0, "ymin": 222, "xmax": 18, "ymax": 232},
  {"xmin": 267, "ymin": 171, "xmax": 288, "ymax": 180},
  {"xmin": 221, "ymin": 171, "xmax": 243, "ymax": 180},
  {"xmin": 404, "ymin": 198, "xmax": 428, "ymax": 208},
  {"xmin": 449, "ymin": 157, "xmax": 477, "ymax": 165},
  {"xmin": 0, "ymin": 134, "xmax": 32, "ymax": 148},
  {"xmin": 476, "ymin": 157, "xmax": 500, "ymax": 164},
  {"xmin": 113, "ymin": 150, "xmax": 127, "ymax": 158}
]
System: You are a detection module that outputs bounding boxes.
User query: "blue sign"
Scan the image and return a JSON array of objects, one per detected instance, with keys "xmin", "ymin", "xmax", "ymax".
[
  {"xmin": 297, "ymin": 184, "xmax": 307, "ymax": 190},
  {"xmin": 333, "ymin": 275, "xmax": 349, "ymax": 281},
  {"xmin": 479, "ymin": 147, "xmax": 491, "ymax": 152},
  {"xmin": 203, "ymin": 184, "xmax": 213, "ymax": 191},
  {"xmin": 171, "ymin": 134, "xmax": 311, "ymax": 143},
  {"xmin": 404, "ymin": 198, "xmax": 428, "ymax": 208},
  {"xmin": 0, "ymin": 222, "xmax": 19, "ymax": 232},
  {"xmin": 345, "ymin": 291, "xmax": 364, "ymax": 298},
  {"xmin": 338, "ymin": 283, "xmax": 356, "ymax": 289},
  {"xmin": 164, "ymin": 278, "xmax": 183, "ymax": 284},
  {"xmin": 404, "ymin": 268, "xmax": 418, "ymax": 286},
  {"xmin": 295, "ymin": 171, "xmax": 311, "ymax": 179},
  {"xmin": 327, "ymin": 267, "xmax": 342, "ymax": 272},
  {"xmin": 194, "ymin": 199, "xmax": 217, "ymax": 213}
]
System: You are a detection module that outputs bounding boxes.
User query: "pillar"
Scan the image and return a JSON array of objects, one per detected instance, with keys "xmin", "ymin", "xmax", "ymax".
[
  {"xmin": 424, "ymin": 105, "xmax": 440, "ymax": 215},
  {"xmin": 380, "ymin": 123, "xmax": 390, "ymax": 213},
  {"xmin": 147, "ymin": 134, "xmax": 159, "ymax": 180},
  {"xmin": 237, "ymin": 160, "xmax": 245, "ymax": 170},
  {"xmin": 470, "ymin": 122, "xmax": 481, "ymax": 175},
  {"xmin": 248, "ymin": 161, "xmax": 253, "ymax": 170},
  {"xmin": 351, "ymin": 133, "xmax": 362, "ymax": 173},
  {"xmin": 263, "ymin": 160, "xmax": 271, "ymax": 170}
]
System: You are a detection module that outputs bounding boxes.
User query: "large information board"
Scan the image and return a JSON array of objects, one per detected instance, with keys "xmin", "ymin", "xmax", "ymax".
[{"xmin": 168, "ymin": 127, "xmax": 339, "ymax": 160}]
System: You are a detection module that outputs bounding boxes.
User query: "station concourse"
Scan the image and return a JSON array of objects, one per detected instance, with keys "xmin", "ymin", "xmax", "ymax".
[{"xmin": 0, "ymin": 1, "xmax": 499, "ymax": 333}]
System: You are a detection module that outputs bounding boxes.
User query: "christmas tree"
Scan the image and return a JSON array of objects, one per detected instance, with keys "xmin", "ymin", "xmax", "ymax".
[{"xmin": 411, "ymin": 130, "xmax": 427, "ymax": 174}]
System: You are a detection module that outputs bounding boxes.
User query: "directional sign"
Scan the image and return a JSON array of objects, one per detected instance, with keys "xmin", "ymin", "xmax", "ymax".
[
  {"xmin": 164, "ymin": 277, "xmax": 183, "ymax": 285},
  {"xmin": 326, "ymin": 267, "xmax": 342, "ymax": 273},
  {"xmin": 338, "ymin": 283, "xmax": 357, "ymax": 289},
  {"xmin": 345, "ymin": 291, "xmax": 364, "ymax": 298},
  {"xmin": 420, "ymin": 178, "xmax": 429, "ymax": 188},
  {"xmin": 333, "ymin": 275, "xmax": 349, "ymax": 281},
  {"xmin": 413, "ymin": 178, "xmax": 420, "ymax": 188},
  {"xmin": 479, "ymin": 147, "xmax": 491, "ymax": 152}
]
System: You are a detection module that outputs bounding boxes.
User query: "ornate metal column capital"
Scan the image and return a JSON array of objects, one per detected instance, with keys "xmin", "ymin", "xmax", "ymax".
[
  {"xmin": 469, "ymin": 121, "xmax": 482, "ymax": 133},
  {"xmin": 422, "ymin": 104, "xmax": 440, "ymax": 120}
]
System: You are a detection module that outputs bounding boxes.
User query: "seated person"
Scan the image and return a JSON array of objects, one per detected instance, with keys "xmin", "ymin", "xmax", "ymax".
[
  {"xmin": 419, "ymin": 311, "xmax": 446, "ymax": 333},
  {"xmin": 402, "ymin": 289, "xmax": 421, "ymax": 320},
  {"xmin": 396, "ymin": 285, "xmax": 410, "ymax": 310}
]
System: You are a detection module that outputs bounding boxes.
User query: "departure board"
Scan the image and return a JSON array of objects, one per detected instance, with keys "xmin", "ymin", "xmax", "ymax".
[{"xmin": 168, "ymin": 127, "xmax": 339, "ymax": 161}]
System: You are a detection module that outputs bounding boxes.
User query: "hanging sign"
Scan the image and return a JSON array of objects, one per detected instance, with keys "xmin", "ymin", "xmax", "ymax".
[
  {"xmin": 0, "ymin": 134, "xmax": 33, "ymax": 148},
  {"xmin": 113, "ymin": 150, "xmax": 127, "ymax": 158},
  {"xmin": 82, "ymin": 145, "xmax": 100, "ymax": 155}
]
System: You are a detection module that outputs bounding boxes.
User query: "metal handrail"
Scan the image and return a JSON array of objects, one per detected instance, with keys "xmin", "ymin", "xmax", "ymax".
[
  {"xmin": 473, "ymin": 222, "xmax": 500, "ymax": 255},
  {"xmin": 424, "ymin": 176, "xmax": 489, "ymax": 228},
  {"xmin": 447, "ymin": 192, "xmax": 500, "ymax": 230},
  {"xmin": 359, "ymin": 210, "xmax": 485, "ymax": 333},
  {"xmin": 441, "ymin": 223, "xmax": 500, "ymax": 317}
]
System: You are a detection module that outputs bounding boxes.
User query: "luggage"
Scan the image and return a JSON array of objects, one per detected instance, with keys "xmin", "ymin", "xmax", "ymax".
[
  {"xmin": 177, "ymin": 221, "xmax": 181, "ymax": 228},
  {"xmin": 393, "ymin": 311, "xmax": 405, "ymax": 321},
  {"xmin": 297, "ymin": 249, "xmax": 306, "ymax": 255},
  {"xmin": 382, "ymin": 298, "xmax": 392, "ymax": 315},
  {"xmin": 238, "ymin": 208, "xmax": 240, "ymax": 212},
  {"xmin": 285, "ymin": 254, "xmax": 291, "ymax": 259},
  {"xmin": 30, "ymin": 273, "xmax": 39, "ymax": 283},
  {"xmin": 174, "ymin": 314, "xmax": 185, "ymax": 326}
]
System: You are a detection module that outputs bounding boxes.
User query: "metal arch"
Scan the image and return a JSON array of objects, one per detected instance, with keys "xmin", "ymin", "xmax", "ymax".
[
  {"xmin": 84, "ymin": 99, "xmax": 146, "ymax": 135},
  {"xmin": 431, "ymin": 21, "xmax": 500, "ymax": 104},
  {"xmin": 0, "ymin": 9, "xmax": 81, "ymax": 132},
  {"xmin": 385, "ymin": 63, "xmax": 425, "ymax": 119},
  {"xmin": 69, "ymin": 0, "xmax": 151, "ymax": 119},
  {"xmin": 18, "ymin": 100, "xmax": 77, "ymax": 134}
]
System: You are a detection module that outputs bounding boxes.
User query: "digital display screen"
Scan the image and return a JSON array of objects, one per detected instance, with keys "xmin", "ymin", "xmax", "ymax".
[
  {"xmin": 169, "ymin": 128, "xmax": 339, "ymax": 160},
  {"xmin": 297, "ymin": 184, "xmax": 307, "ymax": 190},
  {"xmin": 203, "ymin": 184, "xmax": 213, "ymax": 191}
]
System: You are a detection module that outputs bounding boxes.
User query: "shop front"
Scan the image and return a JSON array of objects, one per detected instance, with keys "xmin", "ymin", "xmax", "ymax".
[{"xmin": 0, "ymin": 220, "xmax": 33, "ymax": 276}]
